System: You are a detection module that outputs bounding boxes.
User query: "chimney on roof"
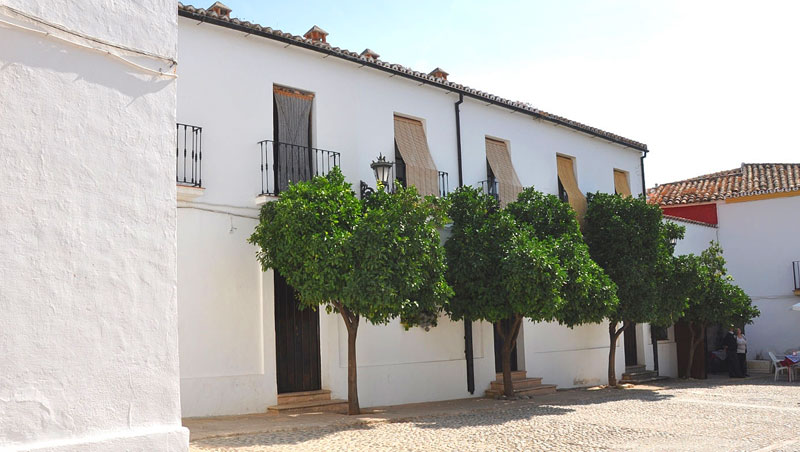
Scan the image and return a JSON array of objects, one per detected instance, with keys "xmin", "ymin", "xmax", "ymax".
[
  {"xmin": 360, "ymin": 48, "xmax": 380, "ymax": 60},
  {"xmin": 428, "ymin": 67, "xmax": 449, "ymax": 81},
  {"xmin": 304, "ymin": 25, "xmax": 329, "ymax": 43},
  {"xmin": 208, "ymin": 1, "xmax": 231, "ymax": 18}
]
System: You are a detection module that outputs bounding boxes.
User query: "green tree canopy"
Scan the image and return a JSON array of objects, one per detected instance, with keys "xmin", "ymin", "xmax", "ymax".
[
  {"xmin": 583, "ymin": 192, "xmax": 686, "ymax": 385},
  {"xmin": 445, "ymin": 186, "xmax": 617, "ymax": 396},
  {"xmin": 249, "ymin": 168, "xmax": 451, "ymax": 414}
]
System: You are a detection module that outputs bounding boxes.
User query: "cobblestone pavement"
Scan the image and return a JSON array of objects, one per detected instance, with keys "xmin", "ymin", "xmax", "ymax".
[{"xmin": 189, "ymin": 376, "xmax": 800, "ymax": 452}]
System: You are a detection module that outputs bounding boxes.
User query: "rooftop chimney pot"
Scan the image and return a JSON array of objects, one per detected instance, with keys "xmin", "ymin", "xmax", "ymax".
[
  {"xmin": 428, "ymin": 67, "xmax": 449, "ymax": 81},
  {"xmin": 208, "ymin": 1, "xmax": 231, "ymax": 18},
  {"xmin": 360, "ymin": 48, "xmax": 380, "ymax": 60},
  {"xmin": 304, "ymin": 25, "xmax": 329, "ymax": 43}
]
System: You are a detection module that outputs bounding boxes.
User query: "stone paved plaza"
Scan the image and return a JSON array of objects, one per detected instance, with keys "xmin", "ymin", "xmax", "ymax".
[{"xmin": 188, "ymin": 375, "xmax": 800, "ymax": 452}]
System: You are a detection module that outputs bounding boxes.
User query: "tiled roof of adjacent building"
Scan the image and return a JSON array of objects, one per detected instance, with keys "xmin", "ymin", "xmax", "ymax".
[
  {"xmin": 648, "ymin": 163, "xmax": 800, "ymax": 206},
  {"xmin": 663, "ymin": 215, "xmax": 718, "ymax": 228},
  {"xmin": 177, "ymin": 3, "xmax": 648, "ymax": 152}
]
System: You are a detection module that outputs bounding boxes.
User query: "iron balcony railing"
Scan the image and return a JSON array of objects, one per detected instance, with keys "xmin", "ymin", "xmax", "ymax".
[
  {"xmin": 258, "ymin": 140, "xmax": 340, "ymax": 196},
  {"xmin": 438, "ymin": 171, "xmax": 450, "ymax": 198},
  {"xmin": 793, "ymin": 261, "xmax": 800, "ymax": 293},
  {"xmin": 384, "ymin": 165, "xmax": 449, "ymax": 198},
  {"xmin": 479, "ymin": 177, "xmax": 499, "ymax": 201},
  {"xmin": 177, "ymin": 123, "xmax": 202, "ymax": 187}
]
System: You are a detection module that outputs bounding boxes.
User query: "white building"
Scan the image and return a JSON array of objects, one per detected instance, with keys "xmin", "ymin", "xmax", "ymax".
[
  {"xmin": 174, "ymin": 3, "xmax": 658, "ymax": 417},
  {"xmin": 649, "ymin": 163, "xmax": 800, "ymax": 364},
  {"xmin": 0, "ymin": 1, "xmax": 188, "ymax": 451}
]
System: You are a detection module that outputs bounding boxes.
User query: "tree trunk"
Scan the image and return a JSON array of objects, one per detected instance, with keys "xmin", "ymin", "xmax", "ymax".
[
  {"xmin": 608, "ymin": 321, "xmax": 624, "ymax": 386},
  {"xmin": 685, "ymin": 322, "xmax": 700, "ymax": 379},
  {"xmin": 497, "ymin": 314, "xmax": 523, "ymax": 398},
  {"xmin": 335, "ymin": 302, "xmax": 360, "ymax": 415}
]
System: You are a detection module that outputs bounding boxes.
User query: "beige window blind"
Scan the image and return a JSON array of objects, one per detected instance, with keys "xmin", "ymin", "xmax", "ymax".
[
  {"xmin": 614, "ymin": 170, "xmax": 632, "ymax": 197},
  {"xmin": 393, "ymin": 115, "xmax": 439, "ymax": 196},
  {"xmin": 485, "ymin": 138, "xmax": 523, "ymax": 206},
  {"xmin": 556, "ymin": 155, "xmax": 587, "ymax": 223}
]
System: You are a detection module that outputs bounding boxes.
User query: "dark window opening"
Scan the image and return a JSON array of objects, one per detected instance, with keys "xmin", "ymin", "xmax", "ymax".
[
  {"xmin": 558, "ymin": 177, "xmax": 569, "ymax": 203},
  {"xmin": 394, "ymin": 143, "xmax": 406, "ymax": 188},
  {"xmin": 652, "ymin": 326, "xmax": 669, "ymax": 342}
]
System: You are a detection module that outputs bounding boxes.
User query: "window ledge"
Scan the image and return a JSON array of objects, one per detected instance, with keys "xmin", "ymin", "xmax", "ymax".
[
  {"xmin": 177, "ymin": 185, "xmax": 205, "ymax": 202},
  {"xmin": 255, "ymin": 194, "xmax": 278, "ymax": 206}
]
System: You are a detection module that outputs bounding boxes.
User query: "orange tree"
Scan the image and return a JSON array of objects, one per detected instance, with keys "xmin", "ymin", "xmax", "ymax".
[
  {"xmin": 445, "ymin": 186, "xmax": 616, "ymax": 397},
  {"xmin": 249, "ymin": 167, "xmax": 451, "ymax": 414},
  {"xmin": 677, "ymin": 243, "xmax": 759, "ymax": 377}
]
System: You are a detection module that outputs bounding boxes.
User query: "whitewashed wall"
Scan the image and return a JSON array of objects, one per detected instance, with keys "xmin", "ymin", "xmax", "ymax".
[
  {"xmin": 670, "ymin": 217, "xmax": 719, "ymax": 257},
  {"xmin": 176, "ymin": 17, "xmax": 645, "ymax": 416},
  {"xmin": 0, "ymin": 1, "xmax": 187, "ymax": 450},
  {"xmin": 716, "ymin": 196, "xmax": 800, "ymax": 359}
]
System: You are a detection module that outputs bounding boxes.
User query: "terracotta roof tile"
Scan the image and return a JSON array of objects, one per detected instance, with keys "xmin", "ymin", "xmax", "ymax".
[
  {"xmin": 177, "ymin": 2, "xmax": 648, "ymax": 152},
  {"xmin": 648, "ymin": 163, "xmax": 800, "ymax": 206}
]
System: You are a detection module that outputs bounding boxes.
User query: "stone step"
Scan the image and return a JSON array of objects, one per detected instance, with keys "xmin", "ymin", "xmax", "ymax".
[
  {"xmin": 485, "ymin": 384, "xmax": 557, "ymax": 398},
  {"xmin": 495, "ymin": 370, "xmax": 528, "ymax": 382},
  {"xmin": 625, "ymin": 365, "xmax": 646, "ymax": 373},
  {"xmin": 489, "ymin": 377, "xmax": 543, "ymax": 392},
  {"xmin": 276, "ymin": 389, "xmax": 331, "ymax": 405},
  {"xmin": 621, "ymin": 375, "xmax": 669, "ymax": 385},
  {"xmin": 267, "ymin": 398, "xmax": 348, "ymax": 415},
  {"xmin": 622, "ymin": 370, "xmax": 657, "ymax": 379}
]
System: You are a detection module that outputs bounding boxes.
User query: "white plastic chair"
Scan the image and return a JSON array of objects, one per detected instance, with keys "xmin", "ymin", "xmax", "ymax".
[{"xmin": 769, "ymin": 352, "xmax": 791, "ymax": 381}]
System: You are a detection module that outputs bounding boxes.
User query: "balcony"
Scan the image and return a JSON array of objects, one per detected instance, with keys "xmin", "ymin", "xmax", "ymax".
[
  {"xmin": 385, "ymin": 160, "xmax": 449, "ymax": 198},
  {"xmin": 176, "ymin": 123, "xmax": 204, "ymax": 202},
  {"xmin": 793, "ymin": 261, "xmax": 800, "ymax": 296},
  {"xmin": 176, "ymin": 123, "xmax": 202, "ymax": 187},
  {"xmin": 258, "ymin": 140, "xmax": 340, "ymax": 196},
  {"xmin": 479, "ymin": 177, "xmax": 499, "ymax": 201}
]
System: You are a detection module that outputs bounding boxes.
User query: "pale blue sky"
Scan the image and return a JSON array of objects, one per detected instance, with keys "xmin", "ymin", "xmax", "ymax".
[{"xmin": 206, "ymin": 0, "xmax": 799, "ymax": 186}]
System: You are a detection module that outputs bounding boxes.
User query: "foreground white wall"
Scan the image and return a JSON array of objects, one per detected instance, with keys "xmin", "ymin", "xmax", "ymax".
[{"xmin": 0, "ymin": 1, "xmax": 187, "ymax": 450}]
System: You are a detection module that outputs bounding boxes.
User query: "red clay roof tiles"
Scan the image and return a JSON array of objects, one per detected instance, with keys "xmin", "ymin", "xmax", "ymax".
[{"xmin": 648, "ymin": 163, "xmax": 800, "ymax": 206}]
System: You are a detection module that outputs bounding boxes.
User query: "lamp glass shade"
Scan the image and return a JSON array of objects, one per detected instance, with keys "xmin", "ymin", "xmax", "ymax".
[{"xmin": 370, "ymin": 154, "xmax": 393, "ymax": 186}]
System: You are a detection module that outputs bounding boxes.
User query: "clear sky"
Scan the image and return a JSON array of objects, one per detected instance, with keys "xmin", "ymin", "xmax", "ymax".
[{"xmin": 205, "ymin": 0, "xmax": 798, "ymax": 186}]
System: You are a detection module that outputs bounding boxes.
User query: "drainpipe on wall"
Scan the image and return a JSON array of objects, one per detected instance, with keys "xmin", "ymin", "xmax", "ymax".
[
  {"xmin": 641, "ymin": 151, "xmax": 660, "ymax": 375},
  {"xmin": 454, "ymin": 93, "xmax": 474, "ymax": 394}
]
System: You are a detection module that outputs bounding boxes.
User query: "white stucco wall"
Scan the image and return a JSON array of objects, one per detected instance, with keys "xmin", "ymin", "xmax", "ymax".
[
  {"xmin": 176, "ymin": 16, "xmax": 645, "ymax": 415},
  {"xmin": 670, "ymin": 218, "xmax": 719, "ymax": 257},
  {"xmin": 0, "ymin": 1, "xmax": 187, "ymax": 450},
  {"xmin": 716, "ymin": 196, "xmax": 800, "ymax": 359},
  {"xmin": 668, "ymin": 196, "xmax": 800, "ymax": 360}
]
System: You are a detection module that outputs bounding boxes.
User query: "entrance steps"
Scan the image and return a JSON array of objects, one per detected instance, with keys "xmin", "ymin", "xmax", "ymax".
[
  {"xmin": 268, "ymin": 389, "xmax": 348, "ymax": 414},
  {"xmin": 621, "ymin": 365, "xmax": 668, "ymax": 384},
  {"xmin": 485, "ymin": 370, "xmax": 557, "ymax": 398}
]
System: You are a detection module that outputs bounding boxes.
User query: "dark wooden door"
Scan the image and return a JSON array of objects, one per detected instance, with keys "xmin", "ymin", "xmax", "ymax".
[
  {"xmin": 493, "ymin": 319, "xmax": 518, "ymax": 373},
  {"xmin": 675, "ymin": 320, "xmax": 707, "ymax": 379},
  {"xmin": 624, "ymin": 323, "xmax": 638, "ymax": 366},
  {"xmin": 274, "ymin": 272, "xmax": 321, "ymax": 394}
]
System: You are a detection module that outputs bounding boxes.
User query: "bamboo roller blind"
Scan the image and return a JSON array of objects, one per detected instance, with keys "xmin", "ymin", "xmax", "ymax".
[
  {"xmin": 556, "ymin": 155, "xmax": 587, "ymax": 224},
  {"xmin": 393, "ymin": 116, "xmax": 439, "ymax": 196},
  {"xmin": 485, "ymin": 138, "xmax": 523, "ymax": 206},
  {"xmin": 614, "ymin": 170, "xmax": 632, "ymax": 197}
]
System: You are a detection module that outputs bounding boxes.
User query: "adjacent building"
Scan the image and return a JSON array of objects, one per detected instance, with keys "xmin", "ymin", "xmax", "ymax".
[
  {"xmin": 175, "ymin": 3, "xmax": 654, "ymax": 417},
  {"xmin": 649, "ymin": 163, "xmax": 800, "ymax": 362}
]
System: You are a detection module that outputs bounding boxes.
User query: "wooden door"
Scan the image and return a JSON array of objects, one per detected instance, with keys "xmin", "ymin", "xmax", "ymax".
[
  {"xmin": 624, "ymin": 323, "xmax": 638, "ymax": 366},
  {"xmin": 675, "ymin": 320, "xmax": 707, "ymax": 379},
  {"xmin": 493, "ymin": 319, "xmax": 518, "ymax": 373},
  {"xmin": 274, "ymin": 272, "xmax": 321, "ymax": 394}
]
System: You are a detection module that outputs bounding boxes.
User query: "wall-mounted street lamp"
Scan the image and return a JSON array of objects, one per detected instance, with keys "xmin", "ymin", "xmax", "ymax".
[
  {"xmin": 360, "ymin": 153, "xmax": 394, "ymax": 199},
  {"xmin": 370, "ymin": 154, "xmax": 393, "ymax": 187}
]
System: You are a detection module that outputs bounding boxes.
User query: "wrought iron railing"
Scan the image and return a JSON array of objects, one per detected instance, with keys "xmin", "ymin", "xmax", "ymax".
[
  {"xmin": 479, "ymin": 177, "xmax": 499, "ymax": 201},
  {"xmin": 438, "ymin": 171, "xmax": 449, "ymax": 198},
  {"xmin": 793, "ymin": 261, "xmax": 800, "ymax": 293},
  {"xmin": 177, "ymin": 123, "xmax": 202, "ymax": 187},
  {"xmin": 258, "ymin": 140, "xmax": 340, "ymax": 196}
]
